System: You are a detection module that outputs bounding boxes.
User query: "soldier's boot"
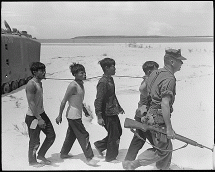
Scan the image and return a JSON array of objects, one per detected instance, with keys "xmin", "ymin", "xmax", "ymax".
[{"xmin": 122, "ymin": 160, "xmax": 141, "ymax": 170}]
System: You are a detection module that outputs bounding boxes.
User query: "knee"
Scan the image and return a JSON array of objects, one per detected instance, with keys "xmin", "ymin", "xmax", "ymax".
[{"xmin": 109, "ymin": 138, "xmax": 120, "ymax": 146}]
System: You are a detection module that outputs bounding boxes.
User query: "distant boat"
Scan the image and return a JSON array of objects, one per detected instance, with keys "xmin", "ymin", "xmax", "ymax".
[{"xmin": 1, "ymin": 20, "xmax": 41, "ymax": 94}]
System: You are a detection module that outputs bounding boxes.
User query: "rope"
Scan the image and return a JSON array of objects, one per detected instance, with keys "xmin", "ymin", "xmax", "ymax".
[
  {"xmin": 45, "ymin": 76, "xmax": 102, "ymax": 81},
  {"xmin": 45, "ymin": 72, "xmax": 213, "ymax": 81},
  {"xmin": 45, "ymin": 75, "xmax": 143, "ymax": 81},
  {"xmin": 130, "ymin": 128, "xmax": 188, "ymax": 152}
]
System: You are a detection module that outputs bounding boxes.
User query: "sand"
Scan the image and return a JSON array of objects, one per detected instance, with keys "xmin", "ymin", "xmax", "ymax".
[{"xmin": 1, "ymin": 42, "xmax": 214, "ymax": 170}]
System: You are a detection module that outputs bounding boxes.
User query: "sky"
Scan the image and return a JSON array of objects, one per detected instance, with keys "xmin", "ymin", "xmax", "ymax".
[{"xmin": 1, "ymin": 1, "xmax": 214, "ymax": 39}]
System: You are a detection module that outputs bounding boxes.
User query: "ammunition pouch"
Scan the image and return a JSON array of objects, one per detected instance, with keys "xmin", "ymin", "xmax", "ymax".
[
  {"xmin": 151, "ymin": 130, "xmax": 168, "ymax": 143},
  {"xmin": 147, "ymin": 108, "xmax": 165, "ymax": 125},
  {"xmin": 145, "ymin": 108, "xmax": 168, "ymax": 143}
]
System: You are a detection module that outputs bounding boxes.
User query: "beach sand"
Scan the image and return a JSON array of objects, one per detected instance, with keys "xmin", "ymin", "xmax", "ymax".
[{"xmin": 2, "ymin": 43, "xmax": 214, "ymax": 170}]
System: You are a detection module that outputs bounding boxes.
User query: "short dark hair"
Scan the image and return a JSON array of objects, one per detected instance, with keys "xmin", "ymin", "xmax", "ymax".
[
  {"xmin": 98, "ymin": 58, "xmax": 115, "ymax": 72},
  {"xmin": 142, "ymin": 61, "xmax": 159, "ymax": 75},
  {"xmin": 69, "ymin": 63, "xmax": 85, "ymax": 76},
  {"xmin": 30, "ymin": 62, "xmax": 46, "ymax": 75}
]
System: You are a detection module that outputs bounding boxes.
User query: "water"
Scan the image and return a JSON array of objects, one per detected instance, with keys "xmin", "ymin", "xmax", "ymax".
[{"xmin": 40, "ymin": 42, "xmax": 214, "ymax": 169}]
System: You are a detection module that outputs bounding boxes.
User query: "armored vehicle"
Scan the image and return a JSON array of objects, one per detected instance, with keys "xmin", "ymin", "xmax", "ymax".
[{"xmin": 1, "ymin": 20, "xmax": 41, "ymax": 94}]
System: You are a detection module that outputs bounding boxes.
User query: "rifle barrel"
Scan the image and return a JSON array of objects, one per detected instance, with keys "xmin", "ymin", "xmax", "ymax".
[{"xmin": 124, "ymin": 118, "xmax": 213, "ymax": 152}]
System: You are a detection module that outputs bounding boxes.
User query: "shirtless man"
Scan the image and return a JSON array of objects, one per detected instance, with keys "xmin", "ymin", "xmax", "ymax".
[
  {"xmin": 55, "ymin": 63, "xmax": 99, "ymax": 166},
  {"xmin": 25, "ymin": 62, "xmax": 56, "ymax": 167}
]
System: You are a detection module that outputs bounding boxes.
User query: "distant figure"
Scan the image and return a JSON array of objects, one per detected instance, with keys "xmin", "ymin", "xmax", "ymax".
[
  {"xmin": 122, "ymin": 61, "xmax": 159, "ymax": 169},
  {"xmin": 94, "ymin": 58, "xmax": 125, "ymax": 163},
  {"xmin": 55, "ymin": 63, "xmax": 99, "ymax": 166},
  {"xmin": 25, "ymin": 62, "xmax": 56, "ymax": 167},
  {"xmin": 122, "ymin": 49, "xmax": 186, "ymax": 170}
]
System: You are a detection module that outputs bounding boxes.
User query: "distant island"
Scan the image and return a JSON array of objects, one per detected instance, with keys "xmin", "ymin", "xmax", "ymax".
[
  {"xmin": 72, "ymin": 35, "xmax": 213, "ymax": 39},
  {"xmin": 38, "ymin": 35, "xmax": 213, "ymax": 43}
]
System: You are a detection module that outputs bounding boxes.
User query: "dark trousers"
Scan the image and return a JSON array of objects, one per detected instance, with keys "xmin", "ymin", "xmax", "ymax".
[
  {"xmin": 25, "ymin": 112, "xmax": 56, "ymax": 164},
  {"xmin": 60, "ymin": 118, "xmax": 94, "ymax": 160},
  {"xmin": 124, "ymin": 117, "xmax": 154, "ymax": 161},
  {"xmin": 94, "ymin": 115, "xmax": 122, "ymax": 162}
]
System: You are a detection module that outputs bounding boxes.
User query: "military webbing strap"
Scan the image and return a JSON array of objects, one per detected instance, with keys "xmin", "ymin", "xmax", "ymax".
[{"xmin": 130, "ymin": 129, "xmax": 188, "ymax": 152}]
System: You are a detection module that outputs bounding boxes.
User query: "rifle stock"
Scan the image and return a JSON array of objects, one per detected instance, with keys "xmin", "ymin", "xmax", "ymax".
[{"xmin": 124, "ymin": 118, "xmax": 213, "ymax": 152}]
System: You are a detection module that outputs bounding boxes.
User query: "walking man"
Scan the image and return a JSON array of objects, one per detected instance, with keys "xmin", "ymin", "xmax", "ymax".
[
  {"xmin": 25, "ymin": 62, "xmax": 56, "ymax": 167},
  {"xmin": 55, "ymin": 63, "xmax": 99, "ymax": 166},
  {"xmin": 123, "ymin": 49, "xmax": 187, "ymax": 170},
  {"xmin": 122, "ymin": 61, "xmax": 159, "ymax": 169},
  {"xmin": 94, "ymin": 58, "xmax": 125, "ymax": 163}
]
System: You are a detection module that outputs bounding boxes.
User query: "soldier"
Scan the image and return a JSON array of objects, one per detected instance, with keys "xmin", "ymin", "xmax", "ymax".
[{"xmin": 123, "ymin": 49, "xmax": 187, "ymax": 170}]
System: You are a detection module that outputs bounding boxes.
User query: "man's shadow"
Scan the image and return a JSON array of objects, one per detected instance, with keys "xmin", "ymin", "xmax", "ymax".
[{"xmin": 46, "ymin": 148, "xmax": 128, "ymax": 167}]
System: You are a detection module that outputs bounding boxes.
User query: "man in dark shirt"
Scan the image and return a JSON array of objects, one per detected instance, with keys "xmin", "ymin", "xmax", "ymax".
[
  {"xmin": 123, "ymin": 49, "xmax": 187, "ymax": 170},
  {"xmin": 94, "ymin": 58, "xmax": 124, "ymax": 163}
]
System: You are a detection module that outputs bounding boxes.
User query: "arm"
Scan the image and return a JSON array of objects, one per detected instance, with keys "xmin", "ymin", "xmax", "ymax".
[
  {"xmin": 83, "ymin": 103, "xmax": 90, "ymax": 117},
  {"xmin": 139, "ymin": 80, "xmax": 146, "ymax": 94},
  {"xmin": 26, "ymin": 81, "xmax": 40, "ymax": 119},
  {"xmin": 56, "ymin": 82, "xmax": 77, "ymax": 124},
  {"xmin": 160, "ymin": 77, "xmax": 176, "ymax": 139},
  {"xmin": 161, "ymin": 94, "xmax": 175, "ymax": 139},
  {"xmin": 26, "ymin": 81, "xmax": 45, "ymax": 128},
  {"xmin": 115, "ymin": 95, "xmax": 124, "ymax": 114},
  {"xmin": 139, "ymin": 76, "xmax": 148, "ymax": 94},
  {"xmin": 94, "ymin": 82, "xmax": 106, "ymax": 119},
  {"xmin": 161, "ymin": 95, "xmax": 173, "ymax": 129},
  {"xmin": 94, "ymin": 82, "xmax": 107, "ymax": 126}
]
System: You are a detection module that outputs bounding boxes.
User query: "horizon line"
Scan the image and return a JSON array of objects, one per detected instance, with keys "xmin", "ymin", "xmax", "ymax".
[{"xmin": 37, "ymin": 35, "xmax": 214, "ymax": 39}]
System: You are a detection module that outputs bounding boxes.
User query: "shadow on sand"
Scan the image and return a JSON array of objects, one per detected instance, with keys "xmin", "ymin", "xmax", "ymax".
[{"xmin": 46, "ymin": 148, "xmax": 128, "ymax": 168}]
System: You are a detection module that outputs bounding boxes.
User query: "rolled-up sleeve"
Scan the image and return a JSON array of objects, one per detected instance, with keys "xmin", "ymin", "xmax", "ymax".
[
  {"xmin": 160, "ymin": 78, "xmax": 176, "ymax": 99},
  {"xmin": 94, "ymin": 82, "xmax": 107, "ymax": 119}
]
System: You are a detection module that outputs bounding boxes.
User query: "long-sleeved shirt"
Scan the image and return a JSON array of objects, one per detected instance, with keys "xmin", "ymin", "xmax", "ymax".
[{"xmin": 94, "ymin": 74, "xmax": 122, "ymax": 119}]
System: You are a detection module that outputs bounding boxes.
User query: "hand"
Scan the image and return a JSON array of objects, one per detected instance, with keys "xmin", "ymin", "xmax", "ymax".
[
  {"xmin": 84, "ymin": 112, "xmax": 90, "ymax": 117},
  {"xmin": 119, "ymin": 108, "xmax": 125, "ymax": 114},
  {"xmin": 166, "ymin": 127, "xmax": 176, "ymax": 139},
  {"xmin": 83, "ymin": 106, "xmax": 90, "ymax": 117},
  {"xmin": 38, "ymin": 118, "xmax": 46, "ymax": 128},
  {"xmin": 141, "ymin": 116, "xmax": 147, "ymax": 123},
  {"xmin": 56, "ymin": 116, "xmax": 62, "ymax": 125},
  {"xmin": 135, "ymin": 105, "xmax": 147, "ymax": 118},
  {"xmin": 83, "ymin": 109, "xmax": 90, "ymax": 117},
  {"xmin": 98, "ymin": 118, "xmax": 105, "ymax": 127}
]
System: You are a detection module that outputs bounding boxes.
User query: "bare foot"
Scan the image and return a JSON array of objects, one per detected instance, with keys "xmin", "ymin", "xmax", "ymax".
[
  {"xmin": 60, "ymin": 154, "xmax": 74, "ymax": 159},
  {"xmin": 107, "ymin": 159, "xmax": 121, "ymax": 163},
  {"xmin": 87, "ymin": 158, "xmax": 99, "ymax": 166},
  {"xmin": 29, "ymin": 162, "xmax": 45, "ymax": 168},
  {"xmin": 37, "ymin": 155, "xmax": 51, "ymax": 165}
]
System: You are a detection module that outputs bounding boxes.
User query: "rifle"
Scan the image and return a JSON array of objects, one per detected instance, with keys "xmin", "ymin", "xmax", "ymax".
[{"xmin": 124, "ymin": 118, "xmax": 213, "ymax": 152}]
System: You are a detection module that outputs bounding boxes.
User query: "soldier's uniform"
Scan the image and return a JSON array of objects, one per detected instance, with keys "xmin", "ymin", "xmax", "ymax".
[{"xmin": 123, "ymin": 49, "xmax": 186, "ymax": 170}]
